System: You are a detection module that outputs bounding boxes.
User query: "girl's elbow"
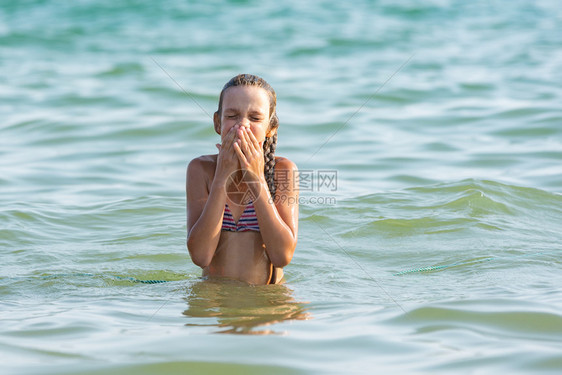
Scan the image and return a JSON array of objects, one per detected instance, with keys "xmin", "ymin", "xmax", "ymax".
[
  {"xmin": 273, "ymin": 257, "xmax": 291, "ymax": 268},
  {"xmin": 186, "ymin": 240, "xmax": 212, "ymax": 268},
  {"xmin": 272, "ymin": 243, "xmax": 296, "ymax": 268},
  {"xmin": 191, "ymin": 252, "xmax": 212, "ymax": 269}
]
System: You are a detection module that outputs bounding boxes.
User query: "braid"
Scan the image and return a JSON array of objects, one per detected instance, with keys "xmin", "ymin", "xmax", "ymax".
[{"xmin": 263, "ymin": 134, "xmax": 277, "ymax": 199}]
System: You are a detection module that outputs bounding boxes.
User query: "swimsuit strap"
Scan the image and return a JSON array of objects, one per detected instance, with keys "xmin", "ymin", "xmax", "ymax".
[{"xmin": 268, "ymin": 264, "xmax": 277, "ymax": 285}]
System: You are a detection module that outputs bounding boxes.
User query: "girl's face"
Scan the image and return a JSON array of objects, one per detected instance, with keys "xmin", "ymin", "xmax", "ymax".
[{"xmin": 215, "ymin": 86, "xmax": 275, "ymax": 144}]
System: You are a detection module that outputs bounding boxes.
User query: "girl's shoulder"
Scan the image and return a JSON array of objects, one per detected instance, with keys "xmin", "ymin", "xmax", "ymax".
[
  {"xmin": 189, "ymin": 154, "xmax": 218, "ymax": 166},
  {"xmin": 187, "ymin": 154, "xmax": 218, "ymax": 176},
  {"xmin": 274, "ymin": 156, "xmax": 298, "ymax": 173}
]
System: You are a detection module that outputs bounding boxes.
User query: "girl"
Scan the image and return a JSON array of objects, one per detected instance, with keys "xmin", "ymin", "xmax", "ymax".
[{"xmin": 186, "ymin": 74, "xmax": 299, "ymax": 285}]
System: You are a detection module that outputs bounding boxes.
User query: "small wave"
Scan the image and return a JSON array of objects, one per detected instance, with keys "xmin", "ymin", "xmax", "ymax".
[
  {"xmin": 95, "ymin": 62, "xmax": 145, "ymax": 78},
  {"xmin": 335, "ymin": 179, "xmax": 561, "ymax": 238},
  {"xmin": 389, "ymin": 302, "xmax": 562, "ymax": 340}
]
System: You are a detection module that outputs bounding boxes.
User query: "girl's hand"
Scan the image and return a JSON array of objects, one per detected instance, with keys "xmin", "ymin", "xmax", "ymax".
[
  {"xmin": 233, "ymin": 127, "xmax": 265, "ymax": 184},
  {"xmin": 215, "ymin": 125, "xmax": 240, "ymax": 184}
]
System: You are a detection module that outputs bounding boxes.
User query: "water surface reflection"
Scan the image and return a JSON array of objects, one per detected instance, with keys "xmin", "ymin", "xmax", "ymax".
[{"xmin": 183, "ymin": 278, "xmax": 310, "ymax": 335}]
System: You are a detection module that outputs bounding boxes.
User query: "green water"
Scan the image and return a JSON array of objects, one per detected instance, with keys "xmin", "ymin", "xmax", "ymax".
[{"xmin": 2, "ymin": 0, "xmax": 562, "ymax": 373}]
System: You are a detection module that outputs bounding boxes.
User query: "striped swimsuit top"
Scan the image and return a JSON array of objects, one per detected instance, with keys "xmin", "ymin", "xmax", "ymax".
[{"xmin": 221, "ymin": 201, "xmax": 260, "ymax": 232}]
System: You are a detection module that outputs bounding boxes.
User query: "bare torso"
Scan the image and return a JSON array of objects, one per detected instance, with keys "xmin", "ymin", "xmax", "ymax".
[{"xmin": 199, "ymin": 154, "xmax": 284, "ymax": 284}]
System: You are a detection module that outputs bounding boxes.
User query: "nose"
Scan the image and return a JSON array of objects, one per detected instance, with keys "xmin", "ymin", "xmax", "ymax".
[{"xmin": 239, "ymin": 117, "xmax": 250, "ymax": 128}]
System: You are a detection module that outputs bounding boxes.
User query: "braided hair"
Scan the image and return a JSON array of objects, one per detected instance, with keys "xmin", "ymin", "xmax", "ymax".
[{"xmin": 216, "ymin": 74, "xmax": 279, "ymax": 198}]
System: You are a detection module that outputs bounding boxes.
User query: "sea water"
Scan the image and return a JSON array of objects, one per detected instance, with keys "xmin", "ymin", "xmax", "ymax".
[{"xmin": 1, "ymin": 0, "xmax": 561, "ymax": 373}]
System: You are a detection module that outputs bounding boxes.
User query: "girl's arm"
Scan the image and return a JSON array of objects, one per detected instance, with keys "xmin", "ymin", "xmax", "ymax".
[
  {"xmin": 185, "ymin": 158, "xmax": 226, "ymax": 268},
  {"xmin": 186, "ymin": 126, "xmax": 239, "ymax": 268},
  {"xmin": 252, "ymin": 157, "xmax": 299, "ymax": 268},
  {"xmin": 234, "ymin": 127, "xmax": 299, "ymax": 267}
]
